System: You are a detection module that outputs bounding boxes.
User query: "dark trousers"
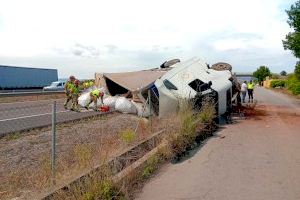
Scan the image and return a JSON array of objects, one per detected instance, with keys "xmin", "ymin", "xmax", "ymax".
[{"xmin": 248, "ymin": 89, "xmax": 253, "ymax": 101}]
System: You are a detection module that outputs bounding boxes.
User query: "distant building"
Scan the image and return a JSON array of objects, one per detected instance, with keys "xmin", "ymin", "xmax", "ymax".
[
  {"xmin": 0, "ymin": 65, "xmax": 58, "ymax": 89},
  {"xmin": 235, "ymin": 72, "xmax": 254, "ymax": 82}
]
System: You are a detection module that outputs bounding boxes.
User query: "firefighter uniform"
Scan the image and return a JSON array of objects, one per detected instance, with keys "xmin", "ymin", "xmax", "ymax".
[
  {"xmin": 71, "ymin": 81, "xmax": 80, "ymax": 111},
  {"xmin": 85, "ymin": 89, "xmax": 104, "ymax": 111},
  {"xmin": 64, "ymin": 80, "xmax": 75, "ymax": 109}
]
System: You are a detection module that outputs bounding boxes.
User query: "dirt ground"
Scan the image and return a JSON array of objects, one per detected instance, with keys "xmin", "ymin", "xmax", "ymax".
[{"xmin": 0, "ymin": 112, "xmax": 163, "ymax": 199}]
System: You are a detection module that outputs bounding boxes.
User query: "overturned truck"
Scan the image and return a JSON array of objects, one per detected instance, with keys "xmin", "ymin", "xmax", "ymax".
[{"xmin": 95, "ymin": 57, "xmax": 238, "ymax": 117}]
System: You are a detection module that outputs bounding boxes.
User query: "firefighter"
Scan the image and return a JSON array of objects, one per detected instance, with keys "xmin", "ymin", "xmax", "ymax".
[
  {"xmin": 83, "ymin": 80, "xmax": 94, "ymax": 89},
  {"xmin": 71, "ymin": 79, "xmax": 80, "ymax": 112},
  {"xmin": 247, "ymin": 80, "xmax": 254, "ymax": 102},
  {"xmin": 64, "ymin": 75, "xmax": 76, "ymax": 109},
  {"xmin": 85, "ymin": 89, "xmax": 104, "ymax": 111},
  {"xmin": 88, "ymin": 80, "xmax": 94, "ymax": 87}
]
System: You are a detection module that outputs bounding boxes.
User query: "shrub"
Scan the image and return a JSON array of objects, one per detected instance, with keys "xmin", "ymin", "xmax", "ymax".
[
  {"xmin": 286, "ymin": 74, "xmax": 300, "ymax": 95},
  {"xmin": 197, "ymin": 100, "xmax": 216, "ymax": 124},
  {"xmin": 142, "ymin": 155, "xmax": 159, "ymax": 179},
  {"xmin": 270, "ymin": 80, "xmax": 286, "ymax": 88}
]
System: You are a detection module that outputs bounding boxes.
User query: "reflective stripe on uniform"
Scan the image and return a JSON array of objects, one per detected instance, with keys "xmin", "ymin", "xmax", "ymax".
[
  {"xmin": 91, "ymin": 89, "xmax": 100, "ymax": 97},
  {"xmin": 67, "ymin": 82, "xmax": 74, "ymax": 90},
  {"xmin": 73, "ymin": 86, "xmax": 80, "ymax": 95},
  {"xmin": 247, "ymin": 83, "xmax": 254, "ymax": 89}
]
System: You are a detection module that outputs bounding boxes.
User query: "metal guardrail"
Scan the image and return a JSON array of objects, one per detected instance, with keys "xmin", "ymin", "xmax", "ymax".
[{"xmin": 0, "ymin": 90, "xmax": 64, "ymax": 97}]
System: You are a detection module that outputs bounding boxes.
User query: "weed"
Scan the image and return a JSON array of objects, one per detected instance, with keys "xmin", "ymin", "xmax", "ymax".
[
  {"xmin": 197, "ymin": 100, "xmax": 216, "ymax": 124},
  {"xmin": 142, "ymin": 155, "xmax": 159, "ymax": 179},
  {"xmin": 82, "ymin": 179, "xmax": 116, "ymax": 200},
  {"xmin": 120, "ymin": 129, "xmax": 136, "ymax": 144},
  {"xmin": 6, "ymin": 132, "xmax": 22, "ymax": 140}
]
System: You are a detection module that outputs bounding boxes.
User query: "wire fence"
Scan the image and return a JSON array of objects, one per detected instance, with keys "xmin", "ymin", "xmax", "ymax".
[
  {"xmin": 0, "ymin": 91, "xmax": 163, "ymax": 199},
  {"xmin": 0, "ymin": 99, "xmax": 109, "ymax": 136}
]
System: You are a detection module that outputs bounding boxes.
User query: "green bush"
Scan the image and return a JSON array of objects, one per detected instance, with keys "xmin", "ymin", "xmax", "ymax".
[
  {"xmin": 270, "ymin": 80, "xmax": 286, "ymax": 88},
  {"xmin": 286, "ymin": 74, "xmax": 300, "ymax": 95}
]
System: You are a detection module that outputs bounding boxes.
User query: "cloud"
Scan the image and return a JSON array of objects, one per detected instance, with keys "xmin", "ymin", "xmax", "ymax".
[
  {"xmin": 105, "ymin": 45, "xmax": 118, "ymax": 54},
  {"xmin": 71, "ymin": 43, "xmax": 100, "ymax": 58},
  {"xmin": 0, "ymin": 0, "xmax": 298, "ymax": 78}
]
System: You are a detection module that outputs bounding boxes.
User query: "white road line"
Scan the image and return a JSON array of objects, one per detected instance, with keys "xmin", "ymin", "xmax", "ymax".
[
  {"xmin": 0, "ymin": 109, "xmax": 94, "ymax": 122},
  {"xmin": 0, "ymin": 111, "xmax": 69, "ymax": 122},
  {"xmin": 0, "ymin": 98, "xmax": 65, "ymax": 106}
]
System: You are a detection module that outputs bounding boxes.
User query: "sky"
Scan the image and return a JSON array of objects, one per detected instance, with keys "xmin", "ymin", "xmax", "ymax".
[{"xmin": 0, "ymin": 0, "xmax": 298, "ymax": 78}]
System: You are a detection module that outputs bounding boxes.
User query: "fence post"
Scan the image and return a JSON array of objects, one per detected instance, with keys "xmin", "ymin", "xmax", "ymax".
[
  {"xmin": 148, "ymin": 90, "xmax": 152, "ymax": 132},
  {"xmin": 51, "ymin": 101, "xmax": 57, "ymax": 185}
]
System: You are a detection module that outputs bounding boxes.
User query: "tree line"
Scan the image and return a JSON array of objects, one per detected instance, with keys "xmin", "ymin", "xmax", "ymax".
[{"xmin": 252, "ymin": 0, "xmax": 300, "ymax": 95}]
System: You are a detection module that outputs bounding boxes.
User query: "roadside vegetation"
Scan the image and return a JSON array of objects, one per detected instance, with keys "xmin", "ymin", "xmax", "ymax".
[
  {"xmin": 254, "ymin": 0, "xmax": 300, "ymax": 96},
  {"xmin": 0, "ymin": 98, "xmax": 216, "ymax": 200},
  {"xmin": 267, "ymin": 66, "xmax": 300, "ymax": 96},
  {"xmin": 280, "ymin": 0, "xmax": 300, "ymax": 95}
]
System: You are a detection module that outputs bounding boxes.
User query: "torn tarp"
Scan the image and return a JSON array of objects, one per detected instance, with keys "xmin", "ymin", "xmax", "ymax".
[{"xmin": 98, "ymin": 70, "xmax": 166, "ymax": 96}]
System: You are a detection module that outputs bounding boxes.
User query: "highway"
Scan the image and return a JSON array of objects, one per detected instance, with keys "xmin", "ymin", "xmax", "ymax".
[{"xmin": 0, "ymin": 99, "xmax": 105, "ymax": 137}]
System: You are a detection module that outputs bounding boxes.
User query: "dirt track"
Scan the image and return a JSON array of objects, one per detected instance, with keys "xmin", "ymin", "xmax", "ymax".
[{"xmin": 136, "ymin": 87, "xmax": 300, "ymax": 200}]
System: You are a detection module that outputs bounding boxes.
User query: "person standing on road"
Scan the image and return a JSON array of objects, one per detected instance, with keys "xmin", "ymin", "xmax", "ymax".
[
  {"xmin": 247, "ymin": 80, "xmax": 254, "ymax": 102},
  {"xmin": 64, "ymin": 75, "xmax": 76, "ymax": 109},
  {"xmin": 85, "ymin": 89, "xmax": 104, "ymax": 111},
  {"xmin": 241, "ymin": 81, "xmax": 248, "ymax": 103},
  {"xmin": 70, "ymin": 79, "xmax": 80, "ymax": 112}
]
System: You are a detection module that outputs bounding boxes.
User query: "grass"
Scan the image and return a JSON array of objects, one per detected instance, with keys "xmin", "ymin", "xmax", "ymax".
[
  {"xmin": 1, "ymin": 98, "xmax": 216, "ymax": 200},
  {"xmin": 141, "ymin": 155, "xmax": 160, "ymax": 179},
  {"xmin": 73, "ymin": 143, "xmax": 94, "ymax": 168},
  {"xmin": 59, "ymin": 99, "xmax": 215, "ymax": 199},
  {"xmin": 120, "ymin": 129, "xmax": 136, "ymax": 144},
  {"xmin": 6, "ymin": 132, "xmax": 22, "ymax": 140}
]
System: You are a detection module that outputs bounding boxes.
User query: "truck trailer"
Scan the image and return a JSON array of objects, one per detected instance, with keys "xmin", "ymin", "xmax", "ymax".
[{"xmin": 0, "ymin": 65, "xmax": 58, "ymax": 89}]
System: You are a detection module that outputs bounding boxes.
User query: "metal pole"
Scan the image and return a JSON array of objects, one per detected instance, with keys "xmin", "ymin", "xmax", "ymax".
[
  {"xmin": 148, "ymin": 90, "xmax": 152, "ymax": 133},
  {"xmin": 51, "ymin": 101, "xmax": 57, "ymax": 185}
]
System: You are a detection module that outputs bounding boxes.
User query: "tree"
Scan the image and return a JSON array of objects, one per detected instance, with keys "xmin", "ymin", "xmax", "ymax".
[
  {"xmin": 283, "ymin": 0, "xmax": 300, "ymax": 58},
  {"xmin": 253, "ymin": 66, "xmax": 271, "ymax": 83},
  {"xmin": 280, "ymin": 71, "xmax": 287, "ymax": 76},
  {"xmin": 295, "ymin": 62, "xmax": 300, "ymax": 80}
]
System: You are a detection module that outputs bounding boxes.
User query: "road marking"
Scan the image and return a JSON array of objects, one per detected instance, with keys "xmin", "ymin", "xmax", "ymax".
[
  {"xmin": 0, "ymin": 111, "xmax": 69, "ymax": 122},
  {"xmin": 0, "ymin": 109, "xmax": 95, "ymax": 122},
  {"xmin": 0, "ymin": 98, "xmax": 65, "ymax": 105}
]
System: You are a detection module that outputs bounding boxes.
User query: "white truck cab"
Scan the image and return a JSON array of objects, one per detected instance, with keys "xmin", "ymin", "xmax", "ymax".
[{"xmin": 154, "ymin": 57, "xmax": 233, "ymax": 117}]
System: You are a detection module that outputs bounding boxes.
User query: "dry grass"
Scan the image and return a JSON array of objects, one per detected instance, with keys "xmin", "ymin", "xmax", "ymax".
[
  {"xmin": 0, "ymin": 98, "xmax": 216, "ymax": 200},
  {"xmin": 115, "ymin": 99, "xmax": 217, "ymax": 199}
]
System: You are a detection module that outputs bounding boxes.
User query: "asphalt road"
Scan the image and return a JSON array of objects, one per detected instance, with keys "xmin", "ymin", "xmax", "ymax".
[
  {"xmin": 136, "ymin": 87, "xmax": 300, "ymax": 200},
  {"xmin": 0, "ymin": 99, "xmax": 104, "ymax": 136}
]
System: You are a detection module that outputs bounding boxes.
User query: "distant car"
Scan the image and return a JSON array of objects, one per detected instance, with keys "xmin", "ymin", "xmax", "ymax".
[{"xmin": 43, "ymin": 81, "xmax": 66, "ymax": 91}]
